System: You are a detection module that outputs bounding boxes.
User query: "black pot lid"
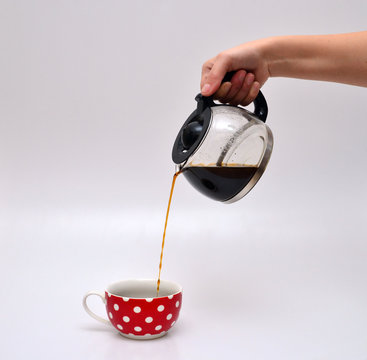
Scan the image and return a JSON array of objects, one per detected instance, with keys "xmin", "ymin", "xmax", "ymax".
[{"xmin": 172, "ymin": 94, "xmax": 213, "ymax": 164}]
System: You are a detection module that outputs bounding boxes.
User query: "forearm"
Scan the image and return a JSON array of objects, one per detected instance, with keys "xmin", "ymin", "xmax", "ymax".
[{"xmin": 264, "ymin": 32, "xmax": 367, "ymax": 87}]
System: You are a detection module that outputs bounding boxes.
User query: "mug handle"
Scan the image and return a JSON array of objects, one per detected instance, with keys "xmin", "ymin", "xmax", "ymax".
[{"xmin": 82, "ymin": 291, "xmax": 111, "ymax": 325}]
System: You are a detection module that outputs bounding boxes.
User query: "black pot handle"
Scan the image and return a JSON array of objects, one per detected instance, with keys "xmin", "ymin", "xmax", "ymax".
[
  {"xmin": 206, "ymin": 71, "xmax": 268, "ymax": 123},
  {"xmin": 252, "ymin": 90, "xmax": 268, "ymax": 123}
]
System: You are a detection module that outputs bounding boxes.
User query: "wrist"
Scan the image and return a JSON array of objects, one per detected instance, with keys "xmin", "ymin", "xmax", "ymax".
[
  {"xmin": 259, "ymin": 36, "xmax": 288, "ymax": 78},
  {"xmin": 259, "ymin": 35, "xmax": 333, "ymax": 80}
]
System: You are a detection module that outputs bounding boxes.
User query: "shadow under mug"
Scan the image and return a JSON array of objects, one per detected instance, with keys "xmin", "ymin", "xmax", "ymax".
[{"xmin": 83, "ymin": 279, "xmax": 183, "ymax": 340}]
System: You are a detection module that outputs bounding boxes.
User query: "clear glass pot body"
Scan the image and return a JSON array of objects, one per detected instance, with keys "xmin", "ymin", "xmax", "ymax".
[{"xmin": 179, "ymin": 105, "xmax": 273, "ymax": 203}]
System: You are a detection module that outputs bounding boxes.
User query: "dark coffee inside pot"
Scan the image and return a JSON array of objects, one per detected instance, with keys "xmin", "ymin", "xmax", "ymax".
[{"xmin": 182, "ymin": 164, "xmax": 258, "ymax": 202}]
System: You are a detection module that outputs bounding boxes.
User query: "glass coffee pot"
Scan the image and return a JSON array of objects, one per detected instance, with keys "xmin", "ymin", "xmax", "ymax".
[{"xmin": 172, "ymin": 73, "xmax": 273, "ymax": 203}]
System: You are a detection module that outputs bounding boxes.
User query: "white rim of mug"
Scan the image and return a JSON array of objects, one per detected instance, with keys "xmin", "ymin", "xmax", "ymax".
[{"xmin": 105, "ymin": 279, "xmax": 183, "ymax": 300}]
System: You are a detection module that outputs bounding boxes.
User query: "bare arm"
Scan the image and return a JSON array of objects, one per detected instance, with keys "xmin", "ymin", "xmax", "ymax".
[{"xmin": 201, "ymin": 32, "xmax": 367, "ymax": 106}]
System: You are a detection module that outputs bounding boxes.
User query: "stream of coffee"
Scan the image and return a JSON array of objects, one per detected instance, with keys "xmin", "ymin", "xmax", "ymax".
[
  {"xmin": 156, "ymin": 164, "xmax": 257, "ymax": 296},
  {"xmin": 156, "ymin": 171, "xmax": 180, "ymax": 296}
]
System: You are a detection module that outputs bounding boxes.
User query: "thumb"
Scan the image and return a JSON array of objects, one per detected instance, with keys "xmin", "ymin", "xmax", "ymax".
[{"xmin": 201, "ymin": 57, "xmax": 230, "ymax": 96}]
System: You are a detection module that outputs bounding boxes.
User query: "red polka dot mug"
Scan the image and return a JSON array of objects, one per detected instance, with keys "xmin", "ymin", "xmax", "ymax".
[{"xmin": 83, "ymin": 279, "xmax": 182, "ymax": 340}]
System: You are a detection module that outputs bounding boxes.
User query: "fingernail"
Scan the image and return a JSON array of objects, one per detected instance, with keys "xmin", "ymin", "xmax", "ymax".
[
  {"xmin": 253, "ymin": 81, "xmax": 260, "ymax": 89},
  {"xmin": 201, "ymin": 84, "xmax": 210, "ymax": 94}
]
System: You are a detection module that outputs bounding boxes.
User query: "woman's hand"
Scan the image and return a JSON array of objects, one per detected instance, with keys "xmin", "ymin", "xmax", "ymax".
[{"xmin": 200, "ymin": 39, "xmax": 271, "ymax": 106}]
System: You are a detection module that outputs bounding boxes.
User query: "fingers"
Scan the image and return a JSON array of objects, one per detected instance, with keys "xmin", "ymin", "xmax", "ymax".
[
  {"xmin": 217, "ymin": 70, "xmax": 245, "ymax": 102},
  {"xmin": 215, "ymin": 82, "xmax": 232, "ymax": 102},
  {"xmin": 214, "ymin": 70, "xmax": 243, "ymax": 102},
  {"xmin": 219, "ymin": 71, "xmax": 251, "ymax": 105},
  {"xmin": 201, "ymin": 53, "xmax": 231, "ymax": 96},
  {"xmin": 240, "ymin": 81, "xmax": 260, "ymax": 106},
  {"xmin": 213, "ymin": 71, "xmax": 260, "ymax": 106},
  {"xmin": 200, "ymin": 53, "xmax": 261, "ymax": 106},
  {"xmin": 200, "ymin": 59, "xmax": 213, "ymax": 90}
]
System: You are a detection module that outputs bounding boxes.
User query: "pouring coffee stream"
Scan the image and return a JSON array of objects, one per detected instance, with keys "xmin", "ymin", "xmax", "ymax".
[
  {"xmin": 156, "ymin": 171, "xmax": 180, "ymax": 296},
  {"xmin": 156, "ymin": 72, "xmax": 274, "ymax": 295}
]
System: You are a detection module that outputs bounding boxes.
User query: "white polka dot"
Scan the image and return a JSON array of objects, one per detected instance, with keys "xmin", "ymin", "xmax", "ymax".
[
  {"xmin": 157, "ymin": 305, "xmax": 164, "ymax": 312},
  {"xmin": 145, "ymin": 317, "xmax": 153, "ymax": 323},
  {"xmin": 108, "ymin": 293, "xmax": 111, "ymax": 297},
  {"xmin": 123, "ymin": 297, "xmax": 129, "ymax": 302},
  {"xmin": 123, "ymin": 316, "xmax": 130, "ymax": 323},
  {"xmin": 155, "ymin": 325, "xmax": 162, "ymax": 331},
  {"xmin": 117, "ymin": 324, "xmax": 123, "ymax": 330},
  {"xmin": 175, "ymin": 301, "xmax": 180, "ymax": 308},
  {"xmin": 109, "ymin": 312, "xmax": 113, "ymax": 319},
  {"xmin": 133, "ymin": 306, "xmax": 141, "ymax": 313},
  {"xmin": 134, "ymin": 326, "xmax": 142, "ymax": 332},
  {"xmin": 113, "ymin": 304, "xmax": 119, "ymax": 311},
  {"xmin": 168, "ymin": 295, "xmax": 173, "ymax": 299},
  {"xmin": 171, "ymin": 321, "xmax": 176, "ymax": 327},
  {"xmin": 166, "ymin": 313, "xmax": 172, "ymax": 320},
  {"xmin": 145, "ymin": 298, "xmax": 153, "ymax": 302}
]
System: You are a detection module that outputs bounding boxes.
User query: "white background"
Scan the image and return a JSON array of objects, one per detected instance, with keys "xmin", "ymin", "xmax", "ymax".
[{"xmin": 1, "ymin": 1, "xmax": 367, "ymax": 359}]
